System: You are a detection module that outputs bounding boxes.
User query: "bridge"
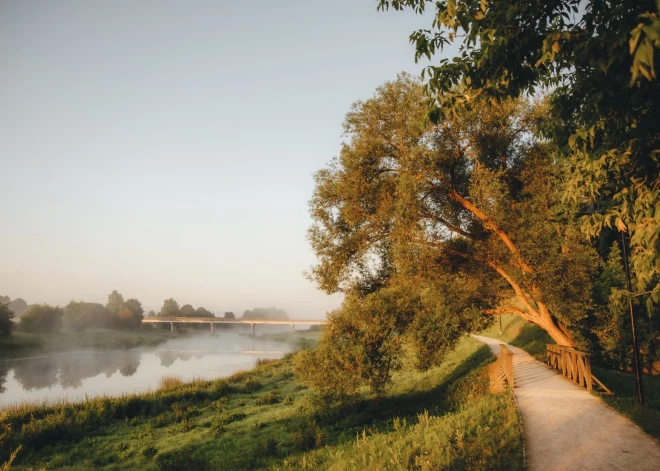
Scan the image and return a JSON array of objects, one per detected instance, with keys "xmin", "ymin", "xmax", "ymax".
[{"xmin": 141, "ymin": 316, "xmax": 327, "ymax": 334}]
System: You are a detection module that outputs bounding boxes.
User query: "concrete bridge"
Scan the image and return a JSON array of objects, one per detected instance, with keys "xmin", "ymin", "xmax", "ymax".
[{"xmin": 141, "ymin": 316, "xmax": 326, "ymax": 334}]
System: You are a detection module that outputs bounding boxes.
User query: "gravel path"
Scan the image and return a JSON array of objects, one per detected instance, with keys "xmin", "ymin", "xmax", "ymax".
[{"xmin": 472, "ymin": 334, "xmax": 660, "ymax": 471}]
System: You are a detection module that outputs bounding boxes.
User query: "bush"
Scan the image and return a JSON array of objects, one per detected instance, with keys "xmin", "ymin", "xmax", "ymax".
[
  {"xmin": 19, "ymin": 304, "xmax": 64, "ymax": 333},
  {"xmin": 255, "ymin": 390, "xmax": 282, "ymax": 406}
]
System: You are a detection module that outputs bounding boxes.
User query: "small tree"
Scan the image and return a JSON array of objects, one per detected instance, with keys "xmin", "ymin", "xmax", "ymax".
[
  {"xmin": 0, "ymin": 303, "xmax": 14, "ymax": 336},
  {"xmin": 20, "ymin": 305, "xmax": 64, "ymax": 333},
  {"xmin": 159, "ymin": 298, "xmax": 180, "ymax": 317},
  {"xmin": 223, "ymin": 311, "xmax": 235, "ymax": 319},
  {"xmin": 196, "ymin": 307, "xmax": 215, "ymax": 318},
  {"xmin": 106, "ymin": 290, "xmax": 125, "ymax": 315},
  {"xmin": 8, "ymin": 298, "xmax": 28, "ymax": 317},
  {"xmin": 116, "ymin": 298, "xmax": 144, "ymax": 329},
  {"xmin": 180, "ymin": 304, "xmax": 196, "ymax": 317}
]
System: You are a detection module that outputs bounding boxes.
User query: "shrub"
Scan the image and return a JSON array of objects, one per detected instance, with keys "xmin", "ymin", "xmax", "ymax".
[
  {"xmin": 19, "ymin": 305, "xmax": 64, "ymax": 333},
  {"xmin": 255, "ymin": 390, "xmax": 282, "ymax": 406},
  {"xmin": 291, "ymin": 420, "xmax": 324, "ymax": 451}
]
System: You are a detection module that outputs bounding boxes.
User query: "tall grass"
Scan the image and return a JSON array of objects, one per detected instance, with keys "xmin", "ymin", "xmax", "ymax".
[{"xmin": 158, "ymin": 376, "xmax": 183, "ymax": 390}]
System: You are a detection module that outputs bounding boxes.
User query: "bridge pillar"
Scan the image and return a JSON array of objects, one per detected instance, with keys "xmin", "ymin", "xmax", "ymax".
[
  {"xmin": 210, "ymin": 322, "xmax": 215, "ymax": 334},
  {"xmin": 291, "ymin": 323, "xmax": 295, "ymax": 333},
  {"xmin": 250, "ymin": 323, "xmax": 255, "ymax": 336},
  {"xmin": 170, "ymin": 322, "xmax": 174, "ymax": 333}
]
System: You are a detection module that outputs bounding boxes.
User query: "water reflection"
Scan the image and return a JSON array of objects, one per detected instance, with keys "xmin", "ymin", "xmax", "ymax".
[
  {"xmin": 0, "ymin": 332, "xmax": 290, "ymax": 408},
  {"xmin": 10, "ymin": 351, "xmax": 142, "ymax": 391}
]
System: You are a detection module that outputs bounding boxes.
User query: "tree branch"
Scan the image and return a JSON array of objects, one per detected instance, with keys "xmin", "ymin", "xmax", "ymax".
[{"xmin": 447, "ymin": 189, "xmax": 535, "ymax": 274}]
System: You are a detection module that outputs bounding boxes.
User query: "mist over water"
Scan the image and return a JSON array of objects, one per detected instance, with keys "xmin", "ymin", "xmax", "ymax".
[{"xmin": 0, "ymin": 329, "xmax": 293, "ymax": 408}]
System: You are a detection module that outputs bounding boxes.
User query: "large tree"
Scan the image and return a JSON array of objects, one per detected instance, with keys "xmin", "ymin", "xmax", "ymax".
[
  {"xmin": 377, "ymin": 0, "xmax": 660, "ymax": 308},
  {"xmin": 308, "ymin": 75, "xmax": 597, "ymax": 347}
]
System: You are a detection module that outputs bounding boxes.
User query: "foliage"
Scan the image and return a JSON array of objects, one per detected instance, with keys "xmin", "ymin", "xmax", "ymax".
[
  {"xmin": 0, "ymin": 296, "xmax": 29, "ymax": 318},
  {"xmin": 243, "ymin": 307, "xmax": 289, "ymax": 320},
  {"xmin": 195, "ymin": 306, "xmax": 214, "ymax": 318},
  {"xmin": 7, "ymin": 298, "xmax": 27, "ymax": 318},
  {"xmin": 0, "ymin": 304, "xmax": 14, "ymax": 336},
  {"xmin": 158, "ymin": 298, "xmax": 180, "ymax": 317},
  {"xmin": 590, "ymin": 243, "xmax": 660, "ymax": 371},
  {"xmin": 19, "ymin": 304, "xmax": 64, "ymax": 333},
  {"xmin": 295, "ymin": 287, "xmax": 413, "ymax": 398},
  {"xmin": 223, "ymin": 311, "xmax": 235, "ymax": 319},
  {"xmin": 377, "ymin": 0, "xmax": 660, "ymax": 315},
  {"xmin": 308, "ymin": 74, "xmax": 597, "ymax": 356},
  {"xmin": 64, "ymin": 301, "xmax": 114, "ymax": 331},
  {"xmin": 180, "ymin": 304, "xmax": 196, "ymax": 317},
  {"xmin": 106, "ymin": 290, "xmax": 125, "ymax": 315}
]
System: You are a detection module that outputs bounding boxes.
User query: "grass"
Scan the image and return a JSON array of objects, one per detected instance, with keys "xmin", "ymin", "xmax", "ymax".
[
  {"xmin": 479, "ymin": 314, "xmax": 660, "ymax": 440},
  {"xmin": 0, "ymin": 328, "xmax": 189, "ymax": 358},
  {"xmin": 2, "ymin": 337, "xmax": 522, "ymax": 470}
]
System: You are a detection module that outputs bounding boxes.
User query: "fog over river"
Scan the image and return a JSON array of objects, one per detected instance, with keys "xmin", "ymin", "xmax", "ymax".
[{"xmin": 0, "ymin": 330, "xmax": 293, "ymax": 408}]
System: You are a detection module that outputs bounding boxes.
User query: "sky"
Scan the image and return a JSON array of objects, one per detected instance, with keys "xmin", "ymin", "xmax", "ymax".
[{"xmin": 0, "ymin": 0, "xmax": 447, "ymax": 318}]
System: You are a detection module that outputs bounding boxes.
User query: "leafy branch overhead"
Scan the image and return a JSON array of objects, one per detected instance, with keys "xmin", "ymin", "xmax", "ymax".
[{"xmin": 377, "ymin": 0, "xmax": 660, "ymax": 307}]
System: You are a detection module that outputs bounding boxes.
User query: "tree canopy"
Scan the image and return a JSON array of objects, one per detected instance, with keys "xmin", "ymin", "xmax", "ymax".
[
  {"xmin": 242, "ymin": 307, "xmax": 289, "ymax": 320},
  {"xmin": 159, "ymin": 298, "xmax": 181, "ymax": 317},
  {"xmin": 20, "ymin": 305, "xmax": 64, "ymax": 333},
  {"xmin": 308, "ymin": 75, "xmax": 595, "ymax": 348},
  {"xmin": 377, "ymin": 0, "xmax": 660, "ymax": 308}
]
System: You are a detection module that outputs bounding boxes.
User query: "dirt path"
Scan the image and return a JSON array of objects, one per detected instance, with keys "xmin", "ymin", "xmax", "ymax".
[{"xmin": 472, "ymin": 335, "xmax": 660, "ymax": 471}]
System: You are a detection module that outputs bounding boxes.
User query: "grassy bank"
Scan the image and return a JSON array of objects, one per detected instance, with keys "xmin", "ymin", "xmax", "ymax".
[
  {"xmin": 0, "ymin": 328, "xmax": 188, "ymax": 358},
  {"xmin": 479, "ymin": 314, "xmax": 660, "ymax": 439},
  {"xmin": 2, "ymin": 337, "xmax": 522, "ymax": 470}
]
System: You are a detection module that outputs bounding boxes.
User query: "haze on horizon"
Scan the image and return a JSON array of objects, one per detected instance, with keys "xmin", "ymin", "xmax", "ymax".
[{"xmin": 0, "ymin": 0, "xmax": 442, "ymax": 318}]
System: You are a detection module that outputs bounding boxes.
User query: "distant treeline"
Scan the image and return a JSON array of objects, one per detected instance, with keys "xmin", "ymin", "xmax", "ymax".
[
  {"xmin": 242, "ymin": 307, "xmax": 289, "ymax": 320},
  {"xmin": 1, "ymin": 292, "xmax": 290, "ymax": 335}
]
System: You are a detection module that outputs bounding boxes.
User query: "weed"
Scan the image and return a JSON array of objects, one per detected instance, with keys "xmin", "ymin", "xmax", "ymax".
[{"xmin": 143, "ymin": 445, "xmax": 157, "ymax": 458}]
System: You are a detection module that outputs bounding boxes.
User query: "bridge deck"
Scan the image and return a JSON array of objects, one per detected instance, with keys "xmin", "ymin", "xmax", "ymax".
[{"xmin": 142, "ymin": 317, "xmax": 326, "ymax": 325}]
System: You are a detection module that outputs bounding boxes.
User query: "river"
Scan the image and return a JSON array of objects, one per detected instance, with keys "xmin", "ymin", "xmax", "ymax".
[{"xmin": 0, "ymin": 331, "xmax": 292, "ymax": 408}]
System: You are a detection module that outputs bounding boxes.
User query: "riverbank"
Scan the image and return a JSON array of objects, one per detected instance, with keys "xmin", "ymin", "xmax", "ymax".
[
  {"xmin": 0, "ymin": 328, "xmax": 190, "ymax": 359},
  {"xmin": 1, "ymin": 336, "xmax": 522, "ymax": 470}
]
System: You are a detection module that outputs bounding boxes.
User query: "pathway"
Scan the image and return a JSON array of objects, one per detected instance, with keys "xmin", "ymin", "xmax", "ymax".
[{"xmin": 472, "ymin": 335, "xmax": 660, "ymax": 471}]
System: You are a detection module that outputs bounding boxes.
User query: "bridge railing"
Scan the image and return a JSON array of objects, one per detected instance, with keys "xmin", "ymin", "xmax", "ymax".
[
  {"xmin": 546, "ymin": 345, "xmax": 612, "ymax": 394},
  {"xmin": 489, "ymin": 344, "xmax": 514, "ymax": 393}
]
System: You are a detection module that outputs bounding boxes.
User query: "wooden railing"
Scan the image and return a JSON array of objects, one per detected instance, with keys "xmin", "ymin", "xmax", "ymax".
[
  {"xmin": 489, "ymin": 344, "xmax": 515, "ymax": 393},
  {"xmin": 546, "ymin": 345, "xmax": 612, "ymax": 394}
]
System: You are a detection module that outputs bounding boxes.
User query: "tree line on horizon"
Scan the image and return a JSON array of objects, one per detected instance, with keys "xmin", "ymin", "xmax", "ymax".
[
  {"xmin": 0, "ymin": 291, "xmax": 290, "ymax": 335},
  {"xmin": 295, "ymin": 0, "xmax": 660, "ymax": 399}
]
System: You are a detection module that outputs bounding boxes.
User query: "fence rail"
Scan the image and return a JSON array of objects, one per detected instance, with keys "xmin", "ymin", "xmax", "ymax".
[
  {"xmin": 546, "ymin": 345, "xmax": 612, "ymax": 394},
  {"xmin": 489, "ymin": 344, "xmax": 515, "ymax": 393}
]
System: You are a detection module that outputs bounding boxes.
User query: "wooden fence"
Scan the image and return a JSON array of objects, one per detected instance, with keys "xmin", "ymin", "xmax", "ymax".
[
  {"xmin": 546, "ymin": 345, "xmax": 612, "ymax": 394},
  {"xmin": 489, "ymin": 344, "xmax": 515, "ymax": 393}
]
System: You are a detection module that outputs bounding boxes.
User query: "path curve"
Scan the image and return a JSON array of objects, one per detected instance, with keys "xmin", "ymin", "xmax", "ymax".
[{"xmin": 472, "ymin": 334, "xmax": 660, "ymax": 471}]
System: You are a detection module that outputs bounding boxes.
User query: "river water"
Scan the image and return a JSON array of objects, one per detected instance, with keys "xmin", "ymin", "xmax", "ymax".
[{"xmin": 0, "ymin": 331, "xmax": 291, "ymax": 408}]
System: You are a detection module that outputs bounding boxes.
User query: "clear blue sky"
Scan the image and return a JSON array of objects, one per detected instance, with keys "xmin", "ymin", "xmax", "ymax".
[{"xmin": 0, "ymin": 0, "xmax": 448, "ymax": 317}]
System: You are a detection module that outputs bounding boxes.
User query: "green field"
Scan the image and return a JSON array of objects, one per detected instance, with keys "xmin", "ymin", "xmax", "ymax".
[{"xmin": 1, "ymin": 336, "xmax": 522, "ymax": 471}]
